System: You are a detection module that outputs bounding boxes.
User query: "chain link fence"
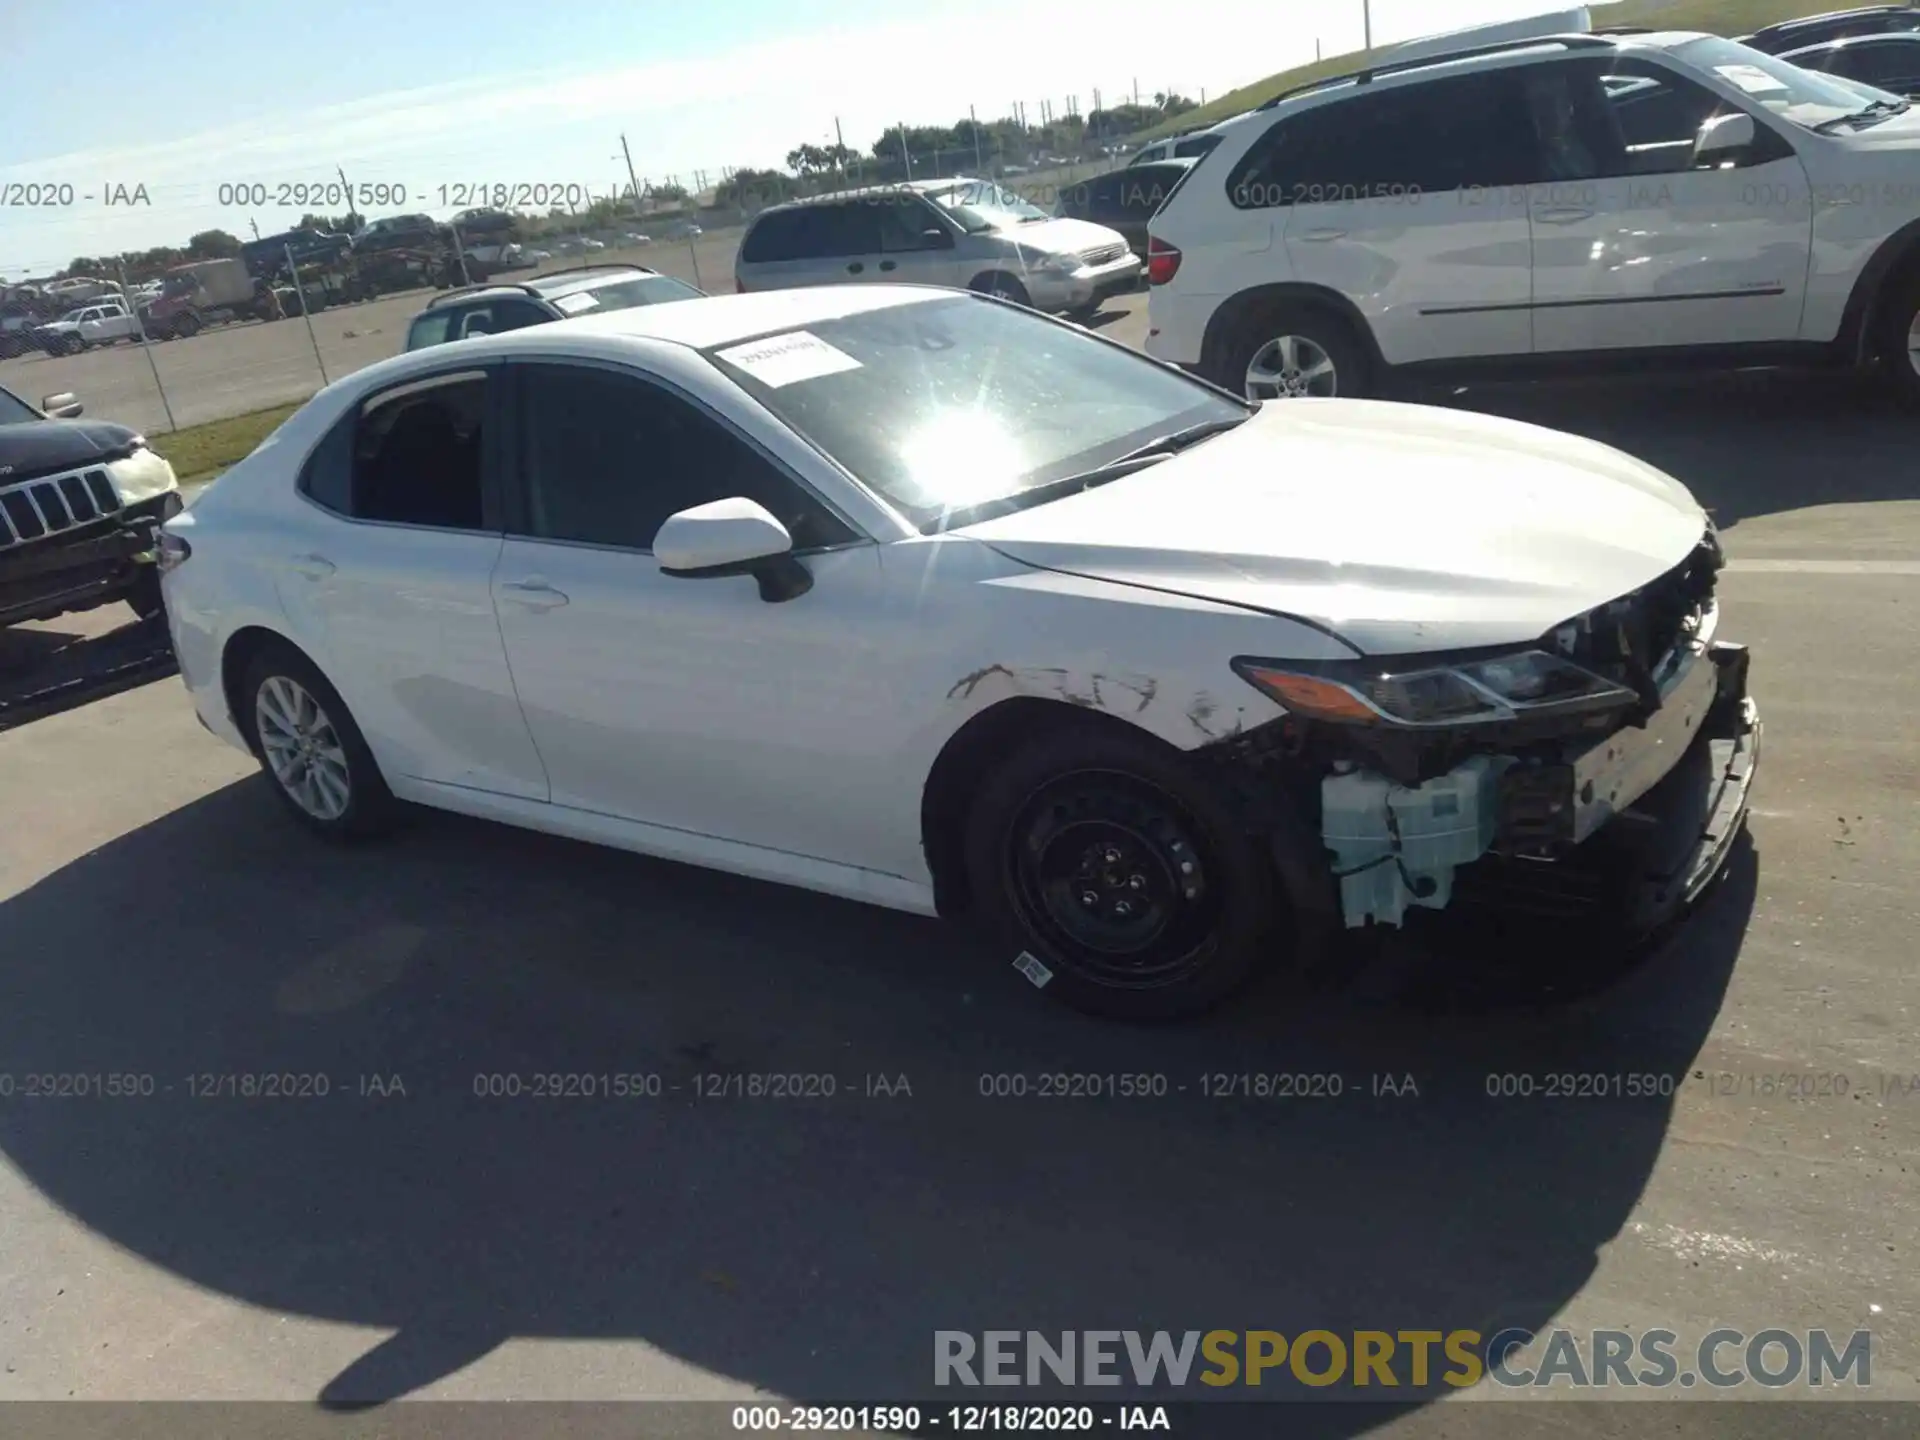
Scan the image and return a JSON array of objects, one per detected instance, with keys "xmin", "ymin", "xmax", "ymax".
[{"xmin": 0, "ymin": 87, "xmax": 1203, "ymax": 448}]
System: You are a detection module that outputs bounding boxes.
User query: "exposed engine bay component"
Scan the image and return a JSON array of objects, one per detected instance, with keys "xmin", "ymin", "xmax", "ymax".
[
  {"xmin": 1322, "ymin": 754, "xmax": 1512, "ymax": 927},
  {"xmin": 1313, "ymin": 634, "xmax": 1740, "ymax": 929}
]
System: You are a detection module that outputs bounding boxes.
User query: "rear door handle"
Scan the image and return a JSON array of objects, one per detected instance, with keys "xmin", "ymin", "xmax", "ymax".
[
  {"xmin": 879, "ymin": 260, "xmax": 897, "ymax": 272},
  {"xmin": 1299, "ymin": 228, "xmax": 1347, "ymax": 242},
  {"xmin": 846, "ymin": 262, "xmax": 864, "ymax": 274},
  {"xmin": 289, "ymin": 553, "xmax": 335, "ymax": 580},
  {"xmin": 499, "ymin": 578, "xmax": 569, "ymax": 609},
  {"xmin": 1533, "ymin": 206, "xmax": 1596, "ymax": 224}
]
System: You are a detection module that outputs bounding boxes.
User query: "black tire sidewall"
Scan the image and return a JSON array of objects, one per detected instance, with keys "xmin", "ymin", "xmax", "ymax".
[
  {"xmin": 962, "ymin": 725, "xmax": 1284, "ymax": 1021},
  {"xmin": 124, "ymin": 568, "xmax": 164, "ymax": 620},
  {"xmin": 1878, "ymin": 271, "xmax": 1920, "ymax": 402},
  {"xmin": 1218, "ymin": 304, "xmax": 1370, "ymax": 401},
  {"xmin": 240, "ymin": 644, "xmax": 398, "ymax": 840}
]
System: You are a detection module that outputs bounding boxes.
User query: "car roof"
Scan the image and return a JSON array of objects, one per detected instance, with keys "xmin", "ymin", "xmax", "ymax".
[
  {"xmin": 1748, "ymin": 4, "xmax": 1920, "ymax": 39},
  {"xmin": 1784, "ymin": 27, "xmax": 1920, "ymax": 50},
  {"xmin": 395, "ymin": 284, "xmax": 947, "ymax": 358},
  {"xmin": 759, "ymin": 176, "xmax": 999, "ymax": 213}
]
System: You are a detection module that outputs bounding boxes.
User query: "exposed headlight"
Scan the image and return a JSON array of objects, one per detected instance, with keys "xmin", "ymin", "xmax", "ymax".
[
  {"xmin": 1034, "ymin": 251, "xmax": 1082, "ymax": 275},
  {"xmin": 1232, "ymin": 649, "xmax": 1638, "ymax": 728}
]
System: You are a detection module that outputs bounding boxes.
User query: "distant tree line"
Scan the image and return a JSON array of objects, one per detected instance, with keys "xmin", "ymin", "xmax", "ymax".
[{"xmin": 718, "ymin": 94, "xmax": 1197, "ymax": 209}]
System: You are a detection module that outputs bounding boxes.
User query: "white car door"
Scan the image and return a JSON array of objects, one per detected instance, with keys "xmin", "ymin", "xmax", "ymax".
[
  {"xmin": 1524, "ymin": 55, "xmax": 1813, "ymax": 352},
  {"xmin": 269, "ymin": 367, "xmax": 551, "ymax": 801},
  {"xmin": 74, "ymin": 307, "xmax": 107, "ymax": 343},
  {"xmin": 490, "ymin": 358, "xmax": 891, "ymax": 862},
  {"xmin": 1242, "ymin": 68, "xmax": 1539, "ymax": 366}
]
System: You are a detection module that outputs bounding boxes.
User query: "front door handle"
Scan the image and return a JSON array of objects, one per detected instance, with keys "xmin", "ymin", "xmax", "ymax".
[
  {"xmin": 1299, "ymin": 228, "xmax": 1347, "ymax": 242},
  {"xmin": 846, "ymin": 262, "xmax": 864, "ymax": 274},
  {"xmin": 1533, "ymin": 206, "xmax": 1596, "ymax": 224},
  {"xmin": 499, "ymin": 578, "xmax": 569, "ymax": 609},
  {"xmin": 289, "ymin": 553, "xmax": 335, "ymax": 580},
  {"xmin": 879, "ymin": 259, "xmax": 897, "ymax": 272}
]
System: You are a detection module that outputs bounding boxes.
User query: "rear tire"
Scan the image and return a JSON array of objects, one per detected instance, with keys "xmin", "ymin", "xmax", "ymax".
[
  {"xmin": 1214, "ymin": 302, "xmax": 1370, "ymax": 401},
  {"xmin": 961, "ymin": 724, "xmax": 1283, "ymax": 1021},
  {"xmin": 240, "ymin": 643, "xmax": 399, "ymax": 841}
]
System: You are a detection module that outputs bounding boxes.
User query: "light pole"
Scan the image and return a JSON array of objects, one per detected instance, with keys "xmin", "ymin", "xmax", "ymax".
[{"xmin": 1363, "ymin": 0, "xmax": 1372, "ymax": 49}]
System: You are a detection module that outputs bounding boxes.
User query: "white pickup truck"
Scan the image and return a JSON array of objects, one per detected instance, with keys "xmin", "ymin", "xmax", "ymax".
[{"xmin": 34, "ymin": 300, "xmax": 143, "ymax": 355}]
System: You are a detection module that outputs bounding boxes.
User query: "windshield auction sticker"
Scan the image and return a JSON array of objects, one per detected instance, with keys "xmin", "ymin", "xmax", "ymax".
[{"xmin": 717, "ymin": 330, "xmax": 862, "ymax": 387}]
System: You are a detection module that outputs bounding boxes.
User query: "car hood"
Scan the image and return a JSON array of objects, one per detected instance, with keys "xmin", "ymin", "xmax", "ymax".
[
  {"xmin": 994, "ymin": 216, "xmax": 1126, "ymax": 256},
  {"xmin": 0, "ymin": 419, "xmax": 144, "ymax": 483},
  {"xmin": 958, "ymin": 398, "xmax": 1709, "ymax": 656}
]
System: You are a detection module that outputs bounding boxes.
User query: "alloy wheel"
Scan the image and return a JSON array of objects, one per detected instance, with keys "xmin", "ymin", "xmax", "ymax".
[
  {"xmin": 1246, "ymin": 333, "xmax": 1338, "ymax": 399},
  {"xmin": 255, "ymin": 675, "xmax": 352, "ymax": 822}
]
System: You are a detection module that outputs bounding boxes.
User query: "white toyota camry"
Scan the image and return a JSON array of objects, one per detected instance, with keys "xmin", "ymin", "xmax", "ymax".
[{"xmin": 159, "ymin": 285, "xmax": 1759, "ymax": 1020}]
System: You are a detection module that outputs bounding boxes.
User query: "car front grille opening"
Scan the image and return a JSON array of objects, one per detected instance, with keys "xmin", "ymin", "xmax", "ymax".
[{"xmin": 0, "ymin": 468, "xmax": 121, "ymax": 549}]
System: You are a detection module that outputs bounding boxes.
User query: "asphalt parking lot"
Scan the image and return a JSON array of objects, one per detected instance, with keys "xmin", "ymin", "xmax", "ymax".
[{"xmin": 1, "ymin": 294, "xmax": 1917, "ymax": 1436}]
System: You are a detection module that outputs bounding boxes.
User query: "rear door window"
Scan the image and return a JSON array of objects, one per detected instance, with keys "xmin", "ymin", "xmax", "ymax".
[
  {"xmin": 408, "ymin": 311, "xmax": 456, "ymax": 350},
  {"xmin": 1227, "ymin": 70, "xmax": 1539, "ymax": 208}
]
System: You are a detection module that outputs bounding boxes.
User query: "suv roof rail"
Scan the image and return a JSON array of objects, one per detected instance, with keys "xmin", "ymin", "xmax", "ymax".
[
  {"xmin": 1591, "ymin": 24, "xmax": 1656, "ymax": 34},
  {"xmin": 422, "ymin": 262, "xmax": 656, "ymax": 309},
  {"xmin": 1258, "ymin": 32, "xmax": 1617, "ymax": 109},
  {"xmin": 1748, "ymin": 2, "xmax": 1920, "ymax": 38}
]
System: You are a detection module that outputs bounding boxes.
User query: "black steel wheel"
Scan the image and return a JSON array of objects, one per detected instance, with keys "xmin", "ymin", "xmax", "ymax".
[{"xmin": 964, "ymin": 724, "xmax": 1283, "ymax": 1020}]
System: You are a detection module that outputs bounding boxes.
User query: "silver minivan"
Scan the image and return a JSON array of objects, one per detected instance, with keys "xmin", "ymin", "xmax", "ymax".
[{"xmin": 733, "ymin": 178, "xmax": 1142, "ymax": 318}]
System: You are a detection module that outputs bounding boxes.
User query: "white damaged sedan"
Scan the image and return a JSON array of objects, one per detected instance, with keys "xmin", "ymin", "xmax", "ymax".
[{"xmin": 158, "ymin": 284, "xmax": 1759, "ymax": 1019}]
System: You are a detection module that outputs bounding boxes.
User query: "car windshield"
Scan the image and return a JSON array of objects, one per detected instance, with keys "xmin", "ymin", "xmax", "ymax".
[
  {"xmin": 538, "ymin": 275, "xmax": 704, "ymax": 313},
  {"xmin": 1674, "ymin": 35, "xmax": 1899, "ymax": 127},
  {"xmin": 923, "ymin": 180, "xmax": 1051, "ymax": 232},
  {"xmin": 704, "ymin": 294, "xmax": 1249, "ymax": 533},
  {"xmin": 0, "ymin": 384, "xmax": 41, "ymax": 425}
]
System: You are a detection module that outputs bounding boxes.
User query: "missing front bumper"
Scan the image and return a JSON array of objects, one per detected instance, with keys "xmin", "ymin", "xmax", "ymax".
[{"xmin": 1320, "ymin": 641, "xmax": 1759, "ymax": 934}]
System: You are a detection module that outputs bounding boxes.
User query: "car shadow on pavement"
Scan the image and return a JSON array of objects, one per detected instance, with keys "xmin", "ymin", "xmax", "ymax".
[
  {"xmin": 1427, "ymin": 369, "xmax": 1920, "ymax": 529},
  {"xmin": 0, "ymin": 613, "xmax": 176, "ymax": 735},
  {"xmin": 0, "ymin": 777, "xmax": 1755, "ymax": 1428}
]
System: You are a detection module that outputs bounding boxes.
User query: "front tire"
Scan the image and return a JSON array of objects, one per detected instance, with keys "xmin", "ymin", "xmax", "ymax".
[
  {"xmin": 240, "ymin": 644, "xmax": 398, "ymax": 841},
  {"xmin": 1216, "ymin": 303, "xmax": 1369, "ymax": 401},
  {"xmin": 962, "ymin": 725, "xmax": 1283, "ymax": 1021}
]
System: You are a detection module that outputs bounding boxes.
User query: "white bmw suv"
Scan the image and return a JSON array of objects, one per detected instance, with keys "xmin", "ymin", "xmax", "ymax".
[{"xmin": 1146, "ymin": 29, "xmax": 1920, "ymax": 403}]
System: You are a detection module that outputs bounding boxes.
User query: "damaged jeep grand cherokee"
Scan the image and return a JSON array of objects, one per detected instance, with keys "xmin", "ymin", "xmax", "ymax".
[{"xmin": 0, "ymin": 381, "xmax": 182, "ymax": 629}]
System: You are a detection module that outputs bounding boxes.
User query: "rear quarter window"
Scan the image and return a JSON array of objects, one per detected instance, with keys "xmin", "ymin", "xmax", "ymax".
[
  {"xmin": 407, "ymin": 311, "xmax": 455, "ymax": 350},
  {"xmin": 741, "ymin": 211, "xmax": 801, "ymax": 263}
]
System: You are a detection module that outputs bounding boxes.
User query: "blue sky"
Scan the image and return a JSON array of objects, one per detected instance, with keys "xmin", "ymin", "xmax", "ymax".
[{"xmin": 0, "ymin": 0, "xmax": 1576, "ymax": 277}]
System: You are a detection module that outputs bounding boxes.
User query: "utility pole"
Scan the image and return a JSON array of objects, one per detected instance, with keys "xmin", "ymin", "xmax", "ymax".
[
  {"xmin": 249, "ymin": 218, "xmax": 261, "ymax": 239},
  {"xmin": 1133, "ymin": 77, "xmax": 1139, "ymax": 106},
  {"xmin": 898, "ymin": 121, "xmax": 913, "ymax": 180},
  {"xmin": 969, "ymin": 103, "xmax": 984, "ymax": 175},
  {"xmin": 336, "ymin": 165, "xmax": 355, "ymax": 226},
  {"xmin": 619, "ymin": 134, "xmax": 644, "ymax": 219},
  {"xmin": 834, "ymin": 116, "xmax": 849, "ymax": 184},
  {"xmin": 1363, "ymin": 0, "xmax": 1372, "ymax": 49}
]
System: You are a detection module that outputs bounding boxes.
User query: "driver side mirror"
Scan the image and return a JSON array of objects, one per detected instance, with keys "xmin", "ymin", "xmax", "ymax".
[
  {"xmin": 921, "ymin": 226, "xmax": 955, "ymax": 249},
  {"xmin": 655, "ymin": 496, "xmax": 813, "ymax": 602},
  {"xmin": 42, "ymin": 392, "xmax": 82, "ymax": 418},
  {"xmin": 1694, "ymin": 111, "xmax": 1757, "ymax": 168}
]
